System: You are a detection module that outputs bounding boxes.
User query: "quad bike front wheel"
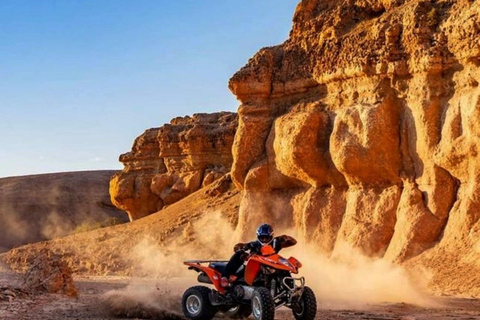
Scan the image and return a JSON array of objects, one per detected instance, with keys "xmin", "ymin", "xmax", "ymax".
[
  {"xmin": 182, "ymin": 285, "xmax": 218, "ymax": 320},
  {"xmin": 292, "ymin": 286, "xmax": 317, "ymax": 320},
  {"xmin": 223, "ymin": 304, "xmax": 253, "ymax": 319},
  {"xmin": 251, "ymin": 287, "xmax": 275, "ymax": 320}
]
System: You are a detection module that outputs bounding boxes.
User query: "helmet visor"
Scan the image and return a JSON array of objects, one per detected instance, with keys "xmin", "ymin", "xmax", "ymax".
[{"xmin": 258, "ymin": 235, "xmax": 273, "ymax": 244}]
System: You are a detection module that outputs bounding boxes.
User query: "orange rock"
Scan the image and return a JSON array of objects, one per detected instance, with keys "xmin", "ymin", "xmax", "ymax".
[
  {"xmin": 292, "ymin": 187, "xmax": 347, "ymax": 253},
  {"xmin": 109, "ymin": 127, "xmax": 165, "ymax": 221},
  {"xmin": 110, "ymin": 113, "xmax": 237, "ymax": 220},
  {"xmin": 271, "ymin": 107, "xmax": 345, "ymax": 187},
  {"xmin": 231, "ymin": 105, "xmax": 274, "ymax": 189},
  {"xmin": 23, "ymin": 249, "xmax": 78, "ymax": 297},
  {"xmin": 330, "ymin": 90, "xmax": 402, "ymax": 186}
]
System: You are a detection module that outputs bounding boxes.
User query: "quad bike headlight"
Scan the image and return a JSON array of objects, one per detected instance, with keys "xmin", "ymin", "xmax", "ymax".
[{"xmin": 279, "ymin": 258, "xmax": 292, "ymax": 268}]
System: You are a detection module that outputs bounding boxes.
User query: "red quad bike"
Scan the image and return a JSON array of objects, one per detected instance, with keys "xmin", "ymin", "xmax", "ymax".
[{"xmin": 182, "ymin": 244, "xmax": 317, "ymax": 320}]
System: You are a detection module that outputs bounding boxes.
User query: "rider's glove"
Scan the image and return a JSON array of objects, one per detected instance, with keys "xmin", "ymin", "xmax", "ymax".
[{"xmin": 233, "ymin": 242, "xmax": 248, "ymax": 252}]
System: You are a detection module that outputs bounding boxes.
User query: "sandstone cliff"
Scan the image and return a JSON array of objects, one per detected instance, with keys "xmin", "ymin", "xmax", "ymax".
[
  {"xmin": 110, "ymin": 112, "xmax": 237, "ymax": 221},
  {"xmin": 0, "ymin": 171, "xmax": 127, "ymax": 253},
  {"xmin": 229, "ymin": 0, "xmax": 479, "ymax": 293}
]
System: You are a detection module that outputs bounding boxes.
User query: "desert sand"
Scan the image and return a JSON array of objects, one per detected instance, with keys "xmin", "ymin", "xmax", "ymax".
[{"xmin": 1, "ymin": 266, "xmax": 480, "ymax": 320}]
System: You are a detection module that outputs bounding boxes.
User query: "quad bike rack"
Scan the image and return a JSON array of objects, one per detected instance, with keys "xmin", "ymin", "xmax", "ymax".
[{"xmin": 184, "ymin": 260, "xmax": 229, "ymax": 264}]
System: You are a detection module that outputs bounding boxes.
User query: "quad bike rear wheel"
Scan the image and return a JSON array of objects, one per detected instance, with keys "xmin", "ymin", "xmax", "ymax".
[
  {"xmin": 292, "ymin": 286, "xmax": 317, "ymax": 320},
  {"xmin": 223, "ymin": 304, "xmax": 252, "ymax": 319},
  {"xmin": 182, "ymin": 285, "xmax": 218, "ymax": 320},
  {"xmin": 251, "ymin": 287, "xmax": 275, "ymax": 320}
]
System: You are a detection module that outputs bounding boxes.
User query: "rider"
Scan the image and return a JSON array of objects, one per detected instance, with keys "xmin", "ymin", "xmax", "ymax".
[{"xmin": 222, "ymin": 223, "xmax": 297, "ymax": 284}]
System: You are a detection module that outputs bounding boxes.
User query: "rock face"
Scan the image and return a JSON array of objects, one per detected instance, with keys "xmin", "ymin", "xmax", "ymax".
[
  {"xmin": 0, "ymin": 171, "xmax": 127, "ymax": 253},
  {"xmin": 23, "ymin": 249, "xmax": 77, "ymax": 297},
  {"xmin": 229, "ymin": 0, "xmax": 480, "ymax": 284},
  {"xmin": 110, "ymin": 112, "xmax": 238, "ymax": 221}
]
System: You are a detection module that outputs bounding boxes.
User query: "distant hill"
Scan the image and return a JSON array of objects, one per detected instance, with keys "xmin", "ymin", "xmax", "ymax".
[
  {"xmin": 0, "ymin": 171, "xmax": 128, "ymax": 252},
  {"xmin": 4, "ymin": 175, "xmax": 242, "ymax": 276}
]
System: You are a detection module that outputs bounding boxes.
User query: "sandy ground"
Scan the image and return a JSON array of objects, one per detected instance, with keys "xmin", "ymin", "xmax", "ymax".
[{"xmin": 1, "ymin": 262, "xmax": 479, "ymax": 320}]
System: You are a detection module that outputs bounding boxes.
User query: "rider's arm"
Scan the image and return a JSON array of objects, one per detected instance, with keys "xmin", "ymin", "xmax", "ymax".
[
  {"xmin": 274, "ymin": 235, "xmax": 297, "ymax": 252},
  {"xmin": 245, "ymin": 240, "xmax": 263, "ymax": 254},
  {"xmin": 233, "ymin": 241, "xmax": 257, "ymax": 253},
  {"xmin": 281, "ymin": 235, "xmax": 297, "ymax": 247},
  {"xmin": 233, "ymin": 242, "xmax": 248, "ymax": 252}
]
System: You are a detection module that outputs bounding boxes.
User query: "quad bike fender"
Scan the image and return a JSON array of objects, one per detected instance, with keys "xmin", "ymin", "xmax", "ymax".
[
  {"xmin": 245, "ymin": 255, "xmax": 301, "ymax": 284},
  {"xmin": 184, "ymin": 262, "xmax": 226, "ymax": 294},
  {"xmin": 288, "ymin": 257, "xmax": 302, "ymax": 272},
  {"xmin": 244, "ymin": 258, "xmax": 262, "ymax": 285}
]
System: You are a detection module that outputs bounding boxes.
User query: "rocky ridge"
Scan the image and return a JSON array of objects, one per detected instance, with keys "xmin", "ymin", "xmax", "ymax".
[
  {"xmin": 110, "ymin": 112, "xmax": 237, "ymax": 220},
  {"xmin": 229, "ymin": 0, "xmax": 479, "ymax": 293},
  {"xmin": 0, "ymin": 171, "xmax": 127, "ymax": 253}
]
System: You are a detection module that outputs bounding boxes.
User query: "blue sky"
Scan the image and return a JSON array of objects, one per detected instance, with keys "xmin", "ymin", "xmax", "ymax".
[{"xmin": 0, "ymin": 0, "xmax": 298, "ymax": 178}]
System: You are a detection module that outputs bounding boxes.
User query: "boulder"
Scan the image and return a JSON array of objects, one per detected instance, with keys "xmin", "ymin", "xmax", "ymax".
[{"xmin": 23, "ymin": 249, "xmax": 78, "ymax": 297}]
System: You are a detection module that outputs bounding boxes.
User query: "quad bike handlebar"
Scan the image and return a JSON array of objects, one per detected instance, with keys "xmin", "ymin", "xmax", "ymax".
[{"xmin": 233, "ymin": 235, "xmax": 297, "ymax": 253}]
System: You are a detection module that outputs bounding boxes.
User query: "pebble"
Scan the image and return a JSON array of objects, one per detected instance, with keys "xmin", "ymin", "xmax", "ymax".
[{"xmin": 4, "ymin": 290, "xmax": 16, "ymax": 297}]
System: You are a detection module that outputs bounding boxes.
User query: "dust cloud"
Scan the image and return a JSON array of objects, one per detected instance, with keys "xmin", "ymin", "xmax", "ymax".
[
  {"xmin": 0, "ymin": 174, "xmax": 126, "ymax": 253},
  {"xmin": 130, "ymin": 211, "xmax": 235, "ymax": 277},
  {"xmin": 101, "ymin": 211, "xmax": 236, "ymax": 316},
  {"xmin": 293, "ymin": 241, "xmax": 435, "ymax": 308},
  {"xmin": 102, "ymin": 280, "xmax": 185, "ymax": 319},
  {"xmin": 234, "ymin": 192, "xmax": 434, "ymax": 307},
  {"xmin": 240, "ymin": 223, "xmax": 433, "ymax": 307},
  {"xmin": 0, "ymin": 186, "xmax": 75, "ymax": 252},
  {"xmin": 102, "ymin": 210, "xmax": 433, "ymax": 317},
  {"xmin": 0, "ymin": 203, "xmax": 37, "ymax": 252}
]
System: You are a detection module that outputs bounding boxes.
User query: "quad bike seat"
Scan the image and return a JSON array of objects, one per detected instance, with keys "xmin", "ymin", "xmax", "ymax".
[
  {"xmin": 209, "ymin": 262, "xmax": 245, "ymax": 279},
  {"xmin": 209, "ymin": 262, "xmax": 228, "ymax": 275}
]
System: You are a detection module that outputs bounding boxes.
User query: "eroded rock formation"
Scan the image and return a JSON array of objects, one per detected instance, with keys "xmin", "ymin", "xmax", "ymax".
[
  {"xmin": 230, "ymin": 0, "xmax": 480, "ymax": 270},
  {"xmin": 110, "ymin": 112, "xmax": 237, "ymax": 220}
]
